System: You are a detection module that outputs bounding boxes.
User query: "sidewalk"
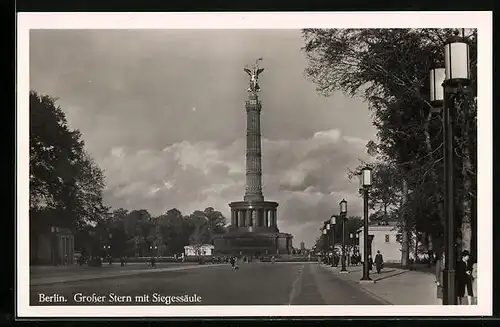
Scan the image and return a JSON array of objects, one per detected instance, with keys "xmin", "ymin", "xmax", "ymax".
[
  {"xmin": 30, "ymin": 263, "xmax": 225, "ymax": 286},
  {"xmin": 320, "ymin": 264, "xmax": 441, "ymax": 305},
  {"xmin": 31, "ymin": 262, "xmax": 180, "ymax": 274}
]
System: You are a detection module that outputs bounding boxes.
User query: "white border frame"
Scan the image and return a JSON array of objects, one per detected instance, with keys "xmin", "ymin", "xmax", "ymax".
[{"xmin": 17, "ymin": 11, "xmax": 493, "ymax": 317}]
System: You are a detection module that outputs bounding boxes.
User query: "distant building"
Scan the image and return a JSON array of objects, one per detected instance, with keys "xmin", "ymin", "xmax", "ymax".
[
  {"xmin": 184, "ymin": 244, "xmax": 215, "ymax": 256},
  {"xmin": 358, "ymin": 222, "xmax": 402, "ymax": 263},
  {"xmin": 300, "ymin": 242, "xmax": 305, "ymax": 251}
]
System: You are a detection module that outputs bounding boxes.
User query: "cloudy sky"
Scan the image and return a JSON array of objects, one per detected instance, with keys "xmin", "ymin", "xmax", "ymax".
[{"xmin": 30, "ymin": 29, "xmax": 376, "ymax": 248}]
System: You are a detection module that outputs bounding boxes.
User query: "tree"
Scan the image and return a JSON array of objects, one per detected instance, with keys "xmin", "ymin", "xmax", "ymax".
[
  {"xmin": 30, "ymin": 91, "xmax": 109, "ymax": 262},
  {"xmin": 302, "ymin": 28, "xmax": 477, "ymax": 260},
  {"xmin": 203, "ymin": 207, "xmax": 227, "ymax": 235},
  {"xmin": 157, "ymin": 208, "xmax": 192, "ymax": 255},
  {"xmin": 122, "ymin": 209, "xmax": 153, "ymax": 256},
  {"xmin": 313, "ymin": 233, "xmax": 327, "ymax": 254},
  {"xmin": 188, "ymin": 215, "xmax": 211, "ymax": 258}
]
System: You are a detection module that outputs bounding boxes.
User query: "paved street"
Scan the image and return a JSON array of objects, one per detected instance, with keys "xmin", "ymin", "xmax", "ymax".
[{"xmin": 30, "ymin": 262, "xmax": 385, "ymax": 305}]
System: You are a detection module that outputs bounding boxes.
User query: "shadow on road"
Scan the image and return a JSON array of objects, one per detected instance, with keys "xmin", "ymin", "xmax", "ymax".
[{"xmin": 371, "ymin": 269, "xmax": 408, "ymax": 282}]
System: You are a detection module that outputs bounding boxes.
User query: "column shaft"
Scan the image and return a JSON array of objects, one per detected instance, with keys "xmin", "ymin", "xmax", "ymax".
[
  {"xmin": 244, "ymin": 97, "xmax": 264, "ymax": 202},
  {"xmin": 238, "ymin": 211, "xmax": 244, "ymax": 227}
]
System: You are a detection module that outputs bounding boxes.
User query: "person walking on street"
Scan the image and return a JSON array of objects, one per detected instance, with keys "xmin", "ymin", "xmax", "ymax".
[
  {"xmin": 150, "ymin": 256, "xmax": 156, "ymax": 268},
  {"xmin": 471, "ymin": 261, "xmax": 477, "ymax": 305},
  {"xmin": 368, "ymin": 254, "xmax": 373, "ymax": 272},
  {"xmin": 457, "ymin": 250, "xmax": 473, "ymax": 305},
  {"xmin": 375, "ymin": 250, "xmax": 384, "ymax": 274}
]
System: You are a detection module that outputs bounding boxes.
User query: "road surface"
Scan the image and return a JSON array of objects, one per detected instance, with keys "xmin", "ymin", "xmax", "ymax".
[{"xmin": 30, "ymin": 262, "xmax": 385, "ymax": 305}]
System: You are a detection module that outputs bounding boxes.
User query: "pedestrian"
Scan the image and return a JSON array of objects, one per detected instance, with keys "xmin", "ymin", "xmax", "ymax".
[
  {"xmin": 368, "ymin": 254, "xmax": 373, "ymax": 271},
  {"xmin": 471, "ymin": 261, "xmax": 477, "ymax": 305},
  {"xmin": 230, "ymin": 256, "xmax": 236, "ymax": 269},
  {"xmin": 375, "ymin": 250, "xmax": 384, "ymax": 274},
  {"xmin": 427, "ymin": 250, "xmax": 434, "ymax": 268},
  {"xmin": 150, "ymin": 256, "xmax": 156, "ymax": 268},
  {"xmin": 456, "ymin": 250, "xmax": 473, "ymax": 305},
  {"xmin": 435, "ymin": 252, "xmax": 444, "ymax": 302}
]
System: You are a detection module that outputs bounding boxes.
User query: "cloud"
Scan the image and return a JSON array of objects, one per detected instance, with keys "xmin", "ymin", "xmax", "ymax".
[
  {"xmin": 29, "ymin": 29, "xmax": 377, "ymax": 248},
  {"xmin": 99, "ymin": 128, "xmax": 369, "ymax": 248}
]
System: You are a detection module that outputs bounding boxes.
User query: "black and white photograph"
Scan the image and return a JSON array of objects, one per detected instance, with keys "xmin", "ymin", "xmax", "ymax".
[{"xmin": 17, "ymin": 12, "xmax": 492, "ymax": 318}]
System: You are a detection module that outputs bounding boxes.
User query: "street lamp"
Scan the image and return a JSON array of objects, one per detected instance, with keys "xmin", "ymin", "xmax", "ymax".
[
  {"xmin": 349, "ymin": 233, "xmax": 354, "ymax": 265},
  {"xmin": 339, "ymin": 199, "xmax": 348, "ymax": 272},
  {"xmin": 436, "ymin": 29, "xmax": 470, "ymax": 306},
  {"xmin": 103, "ymin": 244, "xmax": 111, "ymax": 260},
  {"xmin": 150, "ymin": 245, "xmax": 159, "ymax": 257},
  {"xmin": 325, "ymin": 222, "xmax": 331, "ymax": 265},
  {"xmin": 429, "ymin": 65, "xmax": 446, "ymax": 113},
  {"xmin": 330, "ymin": 215, "xmax": 336, "ymax": 267},
  {"xmin": 360, "ymin": 166, "xmax": 373, "ymax": 282},
  {"xmin": 322, "ymin": 227, "xmax": 328, "ymax": 263}
]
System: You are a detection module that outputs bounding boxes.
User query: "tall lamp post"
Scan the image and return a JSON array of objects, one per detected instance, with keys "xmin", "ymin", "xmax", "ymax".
[
  {"xmin": 355, "ymin": 233, "xmax": 359, "ymax": 254},
  {"xmin": 322, "ymin": 227, "xmax": 328, "ymax": 263},
  {"xmin": 349, "ymin": 233, "xmax": 354, "ymax": 266},
  {"xmin": 103, "ymin": 245, "xmax": 111, "ymax": 262},
  {"xmin": 429, "ymin": 29, "xmax": 471, "ymax": 305},
  {"xmin": 360, "ymin": 166, "xmax": 373, "ymax": 282},
  {"xmin": 330, "ymin": 215, "xmax": 336, "ymax": 267},
  {"xmin": 150, "ymin": 245, "xmax": 158, "ymax": 257},
  {"xmin": 340, "ymin": 199, "xmax": 348, "ymax": 272},
  {"xmin": 325, "ymin": 221, "xmax": 332, "ymax": 265}
]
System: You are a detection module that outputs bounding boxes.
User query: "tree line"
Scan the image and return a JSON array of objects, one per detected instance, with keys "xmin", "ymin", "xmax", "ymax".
[
  {"xmin": 29, "ymin": 91, "xmax": 227, "ymax": 261},
  {"xmin": 78, "ymin": 206, "xmax": 227, "ymax": 258},
  {"xmin": 302, "ymin": 28, "xmax": 477, "ymax": 265}
]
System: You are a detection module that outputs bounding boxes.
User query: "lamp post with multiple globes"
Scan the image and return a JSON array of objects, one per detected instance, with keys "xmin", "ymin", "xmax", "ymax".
[
  {"xmin": 339, "ymin": 199, "xmax": 348, "ymax": 272},
  {"xmin": 330, "ymin": 215, "xmax": 337, "ymax": 267},
  {"xmin": 429, "ymin": 29, "xmax": 471, "ymax": 305},
  {"xmin": 325, "ymin": 221, "xmax": 332, "ymax": 265},
  {"xmin": 322, "ymin": 227, "xmax": 328, "ymax": 263},
  {"xmin": 359, "ymin": 166, "xmax": 373, "ymax": 282}
]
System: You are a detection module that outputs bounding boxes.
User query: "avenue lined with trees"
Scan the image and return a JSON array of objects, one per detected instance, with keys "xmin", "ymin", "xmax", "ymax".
[{"xmin": 303, "ymin": 28, "xmax": 477, "ymax": 266}]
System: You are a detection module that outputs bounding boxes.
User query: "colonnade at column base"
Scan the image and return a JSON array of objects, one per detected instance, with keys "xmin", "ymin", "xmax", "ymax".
[
  {"xmin": 212, "ymin": 231, "xmax": 294, "ymax": 256},
  {"xmin": 228, "ymin": 200, "xmax": 279, "ymax": 229},
  {"xmin": 212, "ymin": 200, "xmax": 294, "ymax": 256}
]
